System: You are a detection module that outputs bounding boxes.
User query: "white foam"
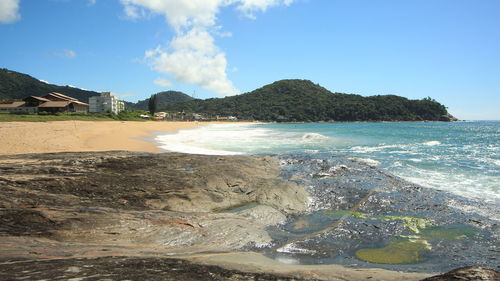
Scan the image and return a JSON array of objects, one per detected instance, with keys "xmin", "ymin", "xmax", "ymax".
[
  {"xmin": 155, "ymin": 123, "xmax": 261, "ymax": 155},
  {"xmin": 397, "ymin": 167, "xmax": 500, "ymax": 205},
  {"xmin": 302, "ymin": 133, "xmax": 328, "ymax": 141},
  {"xmin": 349, "ymin": 157, "xmax": 381, "ymax": 167},
  {"xmin": 276, "ymin": 244, "xmax": 317, "ymax": 255},
  {"xmin": 423, "ymin": 140, "xmax": 441, "ymax": 146},
  {"xmin": 158, "ymin": 142, "xmax": 244, "ymax": 155}
]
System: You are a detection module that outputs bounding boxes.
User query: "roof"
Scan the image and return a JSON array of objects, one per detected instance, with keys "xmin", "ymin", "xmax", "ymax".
[
  {"xmin": 0, "ymin": 101, "xmax": 26, "ymax": 108},
  {"xmin": 72, "ymin": 101, "xmax": 89, "ymax": 106},
  {"xmin": 38, "ymin": 101, "xmax": 71, "ymax": 108},
  {"xmin": 38, "ymin": 101, "xmax": 89, "ymax": 108},
  {"xmin": 24, "ymin": 96, "xmax": 50, "ymax": 102},
  {"xmin": 43, "ymin": 92, "xmax": 78, "ymax": 101}
]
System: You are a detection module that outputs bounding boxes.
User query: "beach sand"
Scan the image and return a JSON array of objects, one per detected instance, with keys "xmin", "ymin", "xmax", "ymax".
[{"xmin": 0, "ymin": 121, "xmax": 202, "ymax": 155}]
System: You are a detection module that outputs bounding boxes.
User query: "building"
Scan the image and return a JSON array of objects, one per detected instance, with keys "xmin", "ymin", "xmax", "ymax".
[
  {"xmin": 38, "ymin": 93, "xmax": 89, "ymax": 113},
  {"xmin": 0, "ymin": 92, "xmax": 88, "ymax": 114},
  {"xmin": 216, "ymin": 115, "xmax": 238, "ymax": 121},
  {"xmin": 89, "ymin": 92, "xmax": 125, "ymax": 114},
  {"xmin": 0, "ymin": 101, "xmax": 33, "ymax": 114}
]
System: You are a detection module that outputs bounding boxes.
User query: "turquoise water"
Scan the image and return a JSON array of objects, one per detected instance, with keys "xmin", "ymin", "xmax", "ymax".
[{"xmin": 156, "ymin": 121, "xmax": 499, "ymax": 203}]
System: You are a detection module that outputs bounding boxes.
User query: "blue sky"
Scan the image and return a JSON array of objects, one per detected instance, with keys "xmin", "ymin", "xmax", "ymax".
[{"xmin": 0, "ymin": 0, "xmax": 499, "ymax": 120}]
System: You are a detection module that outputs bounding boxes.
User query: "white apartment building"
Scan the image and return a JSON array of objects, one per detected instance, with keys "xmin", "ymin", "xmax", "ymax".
[{"xmin": 89, "ymin": 92, "xmax": 125, "ymax": 114}]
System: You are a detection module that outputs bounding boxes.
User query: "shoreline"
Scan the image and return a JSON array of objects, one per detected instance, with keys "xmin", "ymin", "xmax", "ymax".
[{"xmin": 0, "ymin": 120, "xmax": 209, "ymax": 155}]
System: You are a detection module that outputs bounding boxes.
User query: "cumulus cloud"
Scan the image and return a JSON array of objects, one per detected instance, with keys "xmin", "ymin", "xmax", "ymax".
[
  {"xmin": 154, "ymin": 77, "xmax": 172, "ymax": 87},
  {"xmin": 0, "ymin": 0, "xmax": 20, "ymax": 24},
  {"xmin": 120, "ymin": 0, "xmax": 295, "ymax": 96}
]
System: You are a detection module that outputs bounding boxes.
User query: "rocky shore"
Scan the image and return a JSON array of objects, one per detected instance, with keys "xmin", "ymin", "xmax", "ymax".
[{"xmin": 0, "ymin": 152, "xmax": 497, "ymax": 280}]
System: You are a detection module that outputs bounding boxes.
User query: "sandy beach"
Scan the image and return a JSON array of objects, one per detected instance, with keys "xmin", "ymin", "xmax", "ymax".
[{"xmin": 0, "ymin": 121, "xmax": 203, "ymax": 155}]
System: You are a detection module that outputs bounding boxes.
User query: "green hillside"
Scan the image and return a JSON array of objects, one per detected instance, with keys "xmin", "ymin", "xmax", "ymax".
[
  {"xmin": 0, "ymin": 69, "xmax": 452, "ymax": 122},
  {"xmin": 0, "ymin": 68, "xmax": 100, "ymax": 102},
  {"xmin": 162, "ymin": 79, "xmax": 450, "ymax": 122},
  {"xmin": 130, "ymin": 91, "xmax": 194, "ymax": 111}
]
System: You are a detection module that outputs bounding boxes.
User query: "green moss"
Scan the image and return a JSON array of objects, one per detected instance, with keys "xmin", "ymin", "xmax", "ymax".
[
  {"xmin": 355, "ymin": 239, "xmax": 431, "ymax": 264},
  {"xmin": 371, "ymin": 215, "xmax": 434, "ymax": 233},
  {"xmin": 420, "ymin": 225, "xmax": 478, "ymax": 240},
  {"xmin": 322, "ymin": 210, "xmax": 368, "ymax": 218}
]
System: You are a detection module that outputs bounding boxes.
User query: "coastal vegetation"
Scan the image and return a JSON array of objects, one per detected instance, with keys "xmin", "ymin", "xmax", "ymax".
[
  {"xmin": 148, "ymin": 94, "xmax": 158, "ymax": 115},
  {"xmin": 161, "ymin": 80, "xmax": 451, "ymax": 122},
  {"xmin": 1, "ymin": 69, "xmax": 454, "ymax": 122},
  {"xmin": 131, "ymin": 91, "xmax": 194, "ymax": 111},
  {"xmin": 0, "ymin": 110, "xmax": 151, "ymax": 122},
  {"xmin": 0, "ymin": 68, "xmax": 99, "ymax": 102}
]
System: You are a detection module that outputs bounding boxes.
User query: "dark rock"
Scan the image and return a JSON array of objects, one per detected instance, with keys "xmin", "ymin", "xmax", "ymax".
[
  {"xmin": 0, "ymin": 152, "xmax": 308, "ymax": 259},
  {"xmin": 0, "ymin": 256, "xmax": 313, "ymax": 281},
  {"xmin": 421, "ymin": 266, "xmax": 499, "ymax": 281},
  {"xmin": 439, "ymin": 115, "xmax": 452, "ymax": 122}
]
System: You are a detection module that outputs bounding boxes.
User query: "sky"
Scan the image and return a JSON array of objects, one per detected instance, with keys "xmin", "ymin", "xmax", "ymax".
[{"xmin": 0, "ymin": 0, "xmax": 499, "ymax": 120}]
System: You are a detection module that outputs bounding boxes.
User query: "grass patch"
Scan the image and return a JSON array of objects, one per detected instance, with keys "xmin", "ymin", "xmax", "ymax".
[{"xmin": 0, "ymin": 111, "xmax": 151, "ymax": 122}]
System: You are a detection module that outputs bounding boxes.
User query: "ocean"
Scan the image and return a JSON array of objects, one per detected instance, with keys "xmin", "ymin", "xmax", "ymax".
[
  {"xmin": 156, "ymin": 121, "xmax": 499, "ymax": 271},
  {"xmin": 156, "ymin": 121, "xmax": 499, "ymax": 204}
]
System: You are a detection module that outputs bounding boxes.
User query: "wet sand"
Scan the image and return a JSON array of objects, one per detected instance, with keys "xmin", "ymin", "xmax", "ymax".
[{"xmin": 0, "ymin": 121, "xmax": 204, "ymax": 155}]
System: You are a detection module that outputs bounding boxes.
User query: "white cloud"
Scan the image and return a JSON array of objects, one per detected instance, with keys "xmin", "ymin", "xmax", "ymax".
[
  {"xmin": 88, "ymin": 0, "xmax": 96, "ymax": 6},
  {"xmin": 64, "ymin": 49, "xmax": 76, "ymax": 58},
  {"xmin": 120, "ymin": 0, "xmax": 295, "ymax": 96},
  {"xmin": 154, "ymin": 77, "xmax": 172, "ymax": 87},
  {"xmin": 0, "ymin": 0, "xmax": 20, "ymax": 24},
  {"xmin": 55, "ymin": 49, "xmax": 77, "ymax": 59}
]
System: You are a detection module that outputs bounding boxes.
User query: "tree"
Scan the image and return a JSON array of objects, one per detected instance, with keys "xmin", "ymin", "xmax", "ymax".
[{"xmin": 148, "ymin": 94, "xmax": 158, "ymax": 115}]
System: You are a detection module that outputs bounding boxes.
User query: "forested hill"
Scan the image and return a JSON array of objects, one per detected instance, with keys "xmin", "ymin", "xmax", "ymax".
[
  {"xmin": 0, "ymin": 68, "xmax": 100, "ymax": 102},
  {"xmin": 130, "ymin": 91, "xmax": 194, "ymax": 111},
  {"xmin": 161, "ymin": 79, "xmax": 452, "ymax": 122}
]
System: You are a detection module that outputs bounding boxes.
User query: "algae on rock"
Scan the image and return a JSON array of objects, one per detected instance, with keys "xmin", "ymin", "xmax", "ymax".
[{"xmin": 355, "ymin": 239, "xmax": 431, "ymax": 264}]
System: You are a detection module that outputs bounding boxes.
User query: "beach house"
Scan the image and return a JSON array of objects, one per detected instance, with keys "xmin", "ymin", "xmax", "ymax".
[
  {"xmin": 0, "ymin": 92, "xmax": 89, "ymax": 114},
  {"xmin": 37, "ymin": 93, "xmax": 89, "ymax": 113}
]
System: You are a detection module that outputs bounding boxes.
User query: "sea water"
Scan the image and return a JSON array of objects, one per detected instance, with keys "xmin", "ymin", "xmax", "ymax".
[
  {"xmin": 156, "ymin": 121, "xmax": 499, "ymax": 204},
  {"xmin": 157, "ymin": 121, "xmax": 499, "ymax": 272}
]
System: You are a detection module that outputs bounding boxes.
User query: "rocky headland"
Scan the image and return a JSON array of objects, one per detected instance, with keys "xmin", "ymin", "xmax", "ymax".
[{"xmin": 0, "ymin": 152, "xmax": 497, "ymax": 280}]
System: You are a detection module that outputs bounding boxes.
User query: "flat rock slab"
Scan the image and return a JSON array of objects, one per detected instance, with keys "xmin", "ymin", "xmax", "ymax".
[{"xmin": 0, "ymin": 256, "xmax": 312, "ymax": 281}]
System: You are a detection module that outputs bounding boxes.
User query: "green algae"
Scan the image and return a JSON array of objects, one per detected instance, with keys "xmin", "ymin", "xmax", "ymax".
[
  {"xmin": 321, "ymin": 211, "xmax": 433, "ymax": 233},
  {"xmin": 355, "ymin": 239, "xmax": 431, "ymax": 264},
  {"xmin": 370, "ymin": 215, "xmax": 434, "ymax": 233},
  {"xmin": 322, "ymin": 210, "xmax": 368, "ymax": 218},
  {"xmin": 420, "ymin": 225, "xmax": 478, "ymax": 241}
]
